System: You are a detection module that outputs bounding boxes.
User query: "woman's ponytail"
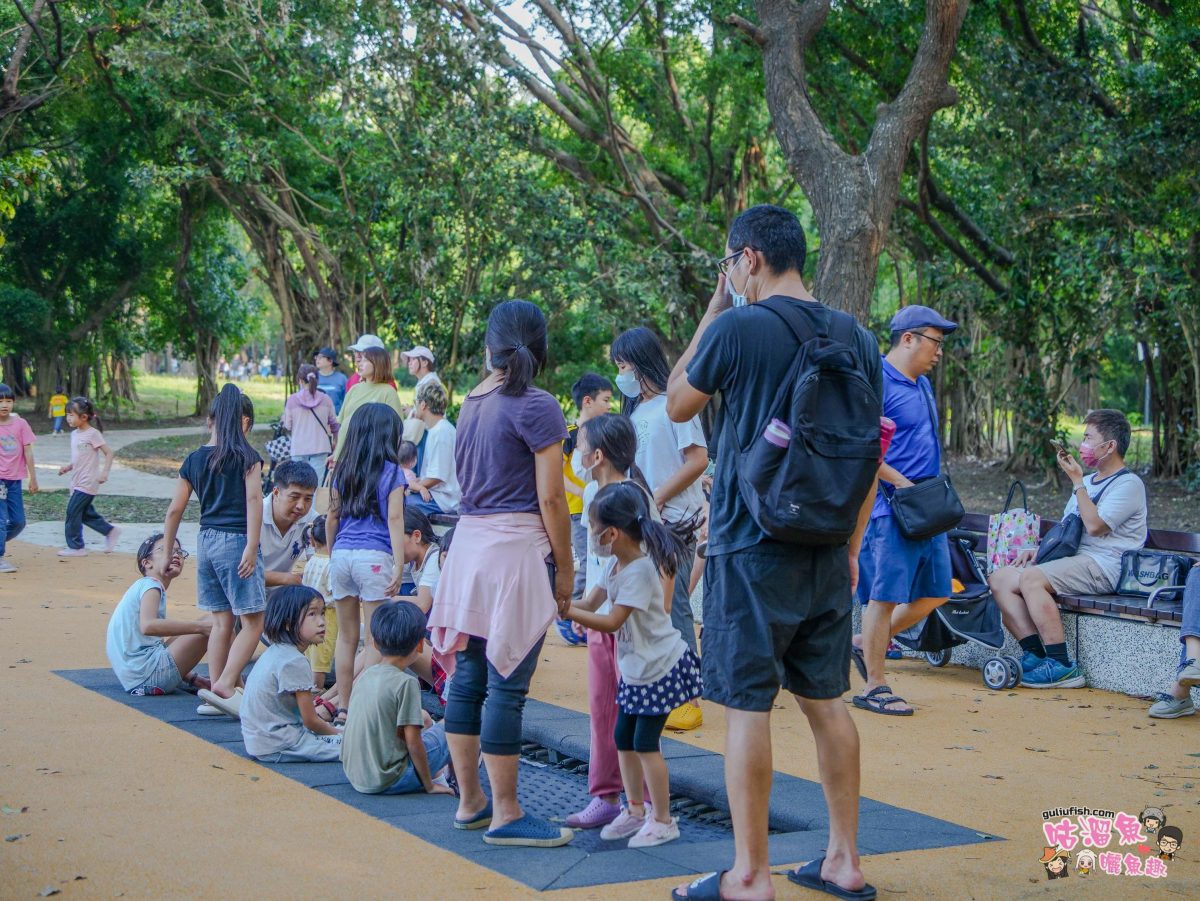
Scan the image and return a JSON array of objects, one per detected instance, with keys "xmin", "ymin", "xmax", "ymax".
[
  {"xmin": 298, "ymin": 363, "xmax": 320, "ymax": 397},
  {"xmin": 485, "ymin": 299, "xmax": 548, "ymax": 397},
  {"xmin": 208, "ymin": 383, "xmax": 260, "ymax": 475}
]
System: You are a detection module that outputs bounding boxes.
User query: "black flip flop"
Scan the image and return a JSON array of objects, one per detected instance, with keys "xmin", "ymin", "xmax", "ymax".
[
  {"xmin": 850, "ymin": 645, "xmax": 867, "ymax": 681},
  {"xmin": 851, "ymin": 685, "xmax": 914, "ymax": 716},
  {"xmin": 670, "ymin": 870, "xmax": 728, "ymax": 901},
  {"xmin": 787, "ymin": 858, "xmax": 877, "ymax": 900}
]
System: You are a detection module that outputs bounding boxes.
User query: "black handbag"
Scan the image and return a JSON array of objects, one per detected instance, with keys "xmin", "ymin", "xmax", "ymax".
[
  {"xmin": 1034, "ymin": 470, "xmax": 1129, "ymax": 565},
  {"xmin": 1116, "ymin": 550, "xmax": 1193, "ymax": 600},
  {"xmin": 886, "ymin": 385, "xmax": 964, "ymax": 541}
]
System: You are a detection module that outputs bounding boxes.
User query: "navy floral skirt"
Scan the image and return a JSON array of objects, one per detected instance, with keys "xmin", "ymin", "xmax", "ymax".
[{"xmin": 617, "ymin": 649, "xmax": 703, "ymax": 715}]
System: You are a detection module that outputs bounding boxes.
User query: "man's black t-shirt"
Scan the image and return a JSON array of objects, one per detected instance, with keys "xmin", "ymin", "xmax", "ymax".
[
  {"xmin": 686, "ymin": 295, "xmax": 883, "ymax": 556},
  {"xmin": 179, "ymin": 444, "xmax": 261, "ymax": 533}
]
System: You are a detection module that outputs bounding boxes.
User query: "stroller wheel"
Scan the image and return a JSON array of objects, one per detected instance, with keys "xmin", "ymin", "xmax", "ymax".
[
  {"xmin": 1002, "ymin": 655, "xmax": 1022, "ymax": 689},
  {"xmin": 925, "ymin": 648, "xmax": 952, "ymax": 668},
  {"xmin": 981, "ymin": 657, "xmax": 1010, "ymax": 691}
]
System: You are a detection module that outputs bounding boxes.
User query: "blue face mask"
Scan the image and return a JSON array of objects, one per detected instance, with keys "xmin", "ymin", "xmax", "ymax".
[
  {"xmin": 729, "ymin": 286, "xmax": 748, "ymax": 308},
  {"xmin": 615, "ymin": 370, "xmax": 641, "ymax": 399}
]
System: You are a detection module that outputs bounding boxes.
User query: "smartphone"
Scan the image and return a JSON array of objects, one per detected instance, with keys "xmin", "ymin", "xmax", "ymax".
[{"xmin": 1049, "ymin": 439, "xmax": 1068, "ymax": 456}]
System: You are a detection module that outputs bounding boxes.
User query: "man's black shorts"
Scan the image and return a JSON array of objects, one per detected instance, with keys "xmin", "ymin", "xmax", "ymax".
[{"xmin": 700, "ymin": 543, "xmax": 851, "ymax": 712}]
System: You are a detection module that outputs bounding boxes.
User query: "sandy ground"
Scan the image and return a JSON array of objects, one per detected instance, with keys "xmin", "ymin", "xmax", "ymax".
[{"xmin": 1, "ymin": 539, "xmax": 1197, "ymax": 900}]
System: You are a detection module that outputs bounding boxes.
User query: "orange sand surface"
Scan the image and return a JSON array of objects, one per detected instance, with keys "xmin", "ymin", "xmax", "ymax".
[{"xmin": 1, "ymin": 537, "xmax": 1196, "ymax": 899}]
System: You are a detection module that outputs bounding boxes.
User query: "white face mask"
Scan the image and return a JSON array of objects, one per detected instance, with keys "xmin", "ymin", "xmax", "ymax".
[
  {"xmin": 485, "ymin": 347, "xmax": 494, "ymax": 372},
  {"xmin": 589, "ymin": 528, "xmax": 614, "ymax": 558},
  {"xmin": 615, "ymin": 370, "xmax": 641, "ymax": 399},
  {"xmin": 727, "ymin": 255, "xmax": 750, "ymax": 307},
  {"xmin": 573, "ymin": 448, "xmax": 598, "ymax": 483}
]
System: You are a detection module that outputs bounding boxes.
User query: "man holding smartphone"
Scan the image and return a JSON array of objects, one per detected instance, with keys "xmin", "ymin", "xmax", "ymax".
[{"xmin": 989, "ymin": 409, "xmax": 1146, "ymax": 688}]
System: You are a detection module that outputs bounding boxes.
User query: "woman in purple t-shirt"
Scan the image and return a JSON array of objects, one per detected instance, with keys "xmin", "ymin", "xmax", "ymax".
[{"xmin": 429, "ymin": 299, "xmax": 574, "ymax": 847}]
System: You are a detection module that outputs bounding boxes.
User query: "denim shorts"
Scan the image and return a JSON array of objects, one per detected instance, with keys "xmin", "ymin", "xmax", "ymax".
[
  {"xmin": 330, "ymin": 549, "xmax": 395, "ymax": 602},
  {"xmin": 196, "ymin": 528, "xmax": 267, "ymax": 615},
  {"xmin": 129, "ymin": 646, "xmax": 182, "ymax": 696},
  {"xmin": 857, "ymin": 514, "xmax": 951, "ymax": 605},
  {"xmin": 383, "ymin": 723, "xmax": 452, "ymax": 794}
]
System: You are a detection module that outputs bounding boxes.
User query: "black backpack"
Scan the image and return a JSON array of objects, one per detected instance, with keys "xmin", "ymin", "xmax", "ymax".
[{"xmin": 736, "ymin": 299, "xmax": 882, "ymax": 545}]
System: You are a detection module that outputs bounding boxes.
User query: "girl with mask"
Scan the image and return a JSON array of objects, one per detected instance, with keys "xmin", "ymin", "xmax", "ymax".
[
  {"xmin": 565, "ymin": 481, "xmax": 700, "ymax": 848},
  {"xmin": 564, "ymin": 413, "xmax": 670, "ymax": 830},
  {"xmin": 611, "ymin": 327, "xmax": 707, "ymax": 731}
]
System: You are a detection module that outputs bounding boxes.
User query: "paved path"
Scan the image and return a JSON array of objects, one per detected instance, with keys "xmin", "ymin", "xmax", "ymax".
[
  {"xmin": 30, "ymin": 424, "xmax": 209, "ymax": 499},
  {"xmin": 15, "ymin": 521, "xmax": 201, "ymax": 556}
]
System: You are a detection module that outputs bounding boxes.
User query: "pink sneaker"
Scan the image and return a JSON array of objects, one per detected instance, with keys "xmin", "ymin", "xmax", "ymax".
[
  {"xmin": 104, "ymin": 525, "xmax": 122, "ymax": 553},
  {"xmin": 628, "ymin": 815, "xmax": 680, "ymax": 848},
  {"xmin": 566, "ymin": 797, "xmax": 622, "ymax": 829},
  {"xmin": 57, "ymin": 548, "xmax": 88, "ymax": 557},
  {"xmin": 599, "ymin": 804, "xmax": 650, "ymax": 840}
]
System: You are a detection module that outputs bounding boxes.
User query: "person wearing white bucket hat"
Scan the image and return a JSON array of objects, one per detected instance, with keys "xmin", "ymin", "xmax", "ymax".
[{"xmin": 345, "ymin": 334, "xmax": 396, "ymax": 395}]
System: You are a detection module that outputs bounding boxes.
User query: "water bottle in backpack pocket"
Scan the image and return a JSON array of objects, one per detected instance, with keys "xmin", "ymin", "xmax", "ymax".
[{"xmin": 737, "ymin": 300, "xmax": 882, "ymax": 545}]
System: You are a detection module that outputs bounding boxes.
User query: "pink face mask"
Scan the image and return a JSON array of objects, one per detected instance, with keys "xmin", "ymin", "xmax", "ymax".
[{"xmin": 1079, "ymin": 441, "xmax": 1108, "ymax": 468}]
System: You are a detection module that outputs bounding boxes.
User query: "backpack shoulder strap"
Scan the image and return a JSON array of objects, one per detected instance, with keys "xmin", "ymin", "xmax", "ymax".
[{"xmin": 758, "ymin": 297, "xmax": 828, "ymax": 344}]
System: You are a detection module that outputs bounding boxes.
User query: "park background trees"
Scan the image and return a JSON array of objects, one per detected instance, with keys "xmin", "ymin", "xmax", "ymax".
[{"xmin": 0, "ymin": 0, "xmax": 1197, "ymax": 477}]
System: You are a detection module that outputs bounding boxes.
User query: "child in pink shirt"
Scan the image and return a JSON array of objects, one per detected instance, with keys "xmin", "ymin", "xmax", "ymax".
[
  {"xmin": 58, "ymin": 397, "xmax": 119, "ymax": 557},
  {"xmin": 0, "ymin": 383, "xmax": 38, "ymax": 573}
]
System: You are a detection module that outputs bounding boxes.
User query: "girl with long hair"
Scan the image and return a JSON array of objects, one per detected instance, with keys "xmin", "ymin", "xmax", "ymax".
[
  {"xmin": 428, "ymin": 299, "xmax": 575, "ymax": 848},
  {"xmin": 611, "ymin": 327, "xmax": 707, "ymax": 730},
  {"xmin": 325, "ymin": 402, "xmax": 407, "ymax": 724},
  {"xmin": 167, "ymin": 384, "xmax": 265, "ymax": 717}
]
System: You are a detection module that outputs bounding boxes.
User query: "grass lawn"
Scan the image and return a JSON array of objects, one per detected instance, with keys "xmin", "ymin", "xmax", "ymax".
[
  {"xmin": 118, "ymin": 431, "xmax": 274, "ymax": 478},
  {"xmin": 23, "ymin": 490, "xmax": 170, "ymax": 525}
]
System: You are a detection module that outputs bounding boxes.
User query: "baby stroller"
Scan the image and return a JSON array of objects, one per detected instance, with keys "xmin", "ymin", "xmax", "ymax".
[
  {"xmin": 262, "ymin": 419, "xmax": 288, "ymax": 495},
  {"xmin": 893, "ymin": 530, "xmax": 1018, "ymax": 690}
]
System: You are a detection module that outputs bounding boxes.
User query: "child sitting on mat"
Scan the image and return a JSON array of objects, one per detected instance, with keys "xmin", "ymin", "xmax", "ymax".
[
  {"xmin": 341, "ymin": 601, "xmax": 454, "ymax": 795},
  {"xmin": 240, "ymin": 586, "xmax": 342, "ymax": 762},
  {"xmin": 106, "ymin": 533, "xmax": 212, "ymax": 696}
]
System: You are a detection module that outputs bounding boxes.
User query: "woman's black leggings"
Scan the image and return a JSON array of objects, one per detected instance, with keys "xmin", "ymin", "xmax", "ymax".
[{"xmin": 614, "ymin": 710, "xmax": 669, "ymax": 753}]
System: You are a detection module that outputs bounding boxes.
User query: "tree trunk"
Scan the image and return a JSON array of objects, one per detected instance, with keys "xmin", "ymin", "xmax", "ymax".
[{"xmin": 752, "ymin": 0, "xmax": 969, "ymax": 319}]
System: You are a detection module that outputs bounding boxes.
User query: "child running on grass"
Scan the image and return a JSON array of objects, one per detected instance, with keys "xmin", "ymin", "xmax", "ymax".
[
  {"xmin": 566, "ymin": 480, "xmax": 700, "ymax": 849},
  {"xmin": 165, "ymin": 384, "xmax": 264, "ymax": 718},
  {"xmin": 341, "ymin": 601, "xmax": 454, "ymax": 795},
  {"xmin": 326, "ymin": 402, "xmax": 407, "ymax": 726},
  {"xmin": 0, "ymin": 383, "xmax": 37, "ymax": 574},
  {"xmin": 106, "ymin": 534, "xmax": 212, "ymax": 696},
  {"xmin": 57, "ymin": 397, "xmax": 119, "ymax": 557},
  {"xmin": 240, "ymin": 585, "xmax": 342, "ymax": 762}
]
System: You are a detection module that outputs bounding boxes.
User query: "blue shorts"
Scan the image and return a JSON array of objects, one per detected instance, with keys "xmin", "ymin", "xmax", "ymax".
[
  {"xmin": 197, "ymin": 528, "xmax": 267, "ymax": 615},
  {"xmin": 857, "ymin": 514, "xmax": 951, "ymax": 605},
  {"xmin": 383, "ymin": 722, "xmax": 452, "ymax": 794}
]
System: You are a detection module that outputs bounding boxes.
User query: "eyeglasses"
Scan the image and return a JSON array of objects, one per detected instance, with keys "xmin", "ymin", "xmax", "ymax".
[
  {"xmin": 171, "ymin": 547, "xmax": 190, "ymax": 560},
  {"xmin": 910, "ymin": 331, "xmax": 945, "ymax": 348},
  {"xmin": 716, "ymin": 249, "xmax": 745, "ymax": 276}
]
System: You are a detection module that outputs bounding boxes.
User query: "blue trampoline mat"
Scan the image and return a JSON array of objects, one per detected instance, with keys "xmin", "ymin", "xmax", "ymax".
[{"xmin": 55, "ymin": 668, "xmax": 1000, "ymax": 891}]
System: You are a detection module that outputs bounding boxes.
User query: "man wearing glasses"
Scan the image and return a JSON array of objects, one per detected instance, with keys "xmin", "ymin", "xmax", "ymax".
[
  {"xmin": 666, "ymin": 204, "xmax": 880, "ymax": 901},
  {"xmin": 852, "ymin": 305, "xmax": 958, "ymax": 718}
]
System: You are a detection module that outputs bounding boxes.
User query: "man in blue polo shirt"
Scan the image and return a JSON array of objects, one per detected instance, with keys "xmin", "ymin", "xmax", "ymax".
[{"xmin": 853, "ymin": 305, "xmax": 957, "ymax": 716}]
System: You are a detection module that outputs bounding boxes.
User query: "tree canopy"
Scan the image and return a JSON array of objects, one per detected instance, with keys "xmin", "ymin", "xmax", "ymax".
[{"xmin": 1, "ymin": 1, "xmax": 1197, "ymax": 475}]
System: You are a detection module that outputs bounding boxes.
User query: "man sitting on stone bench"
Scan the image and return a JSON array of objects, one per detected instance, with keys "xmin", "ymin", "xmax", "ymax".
[{"xmin": 989, "ymin": 409, "xmax": 1147, "ymax": 689}]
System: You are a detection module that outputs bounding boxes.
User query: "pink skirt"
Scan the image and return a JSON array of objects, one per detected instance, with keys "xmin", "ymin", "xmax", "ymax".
[{"xmin": 428, "ymin": 512, "xmax": 555, "ymax": 679}]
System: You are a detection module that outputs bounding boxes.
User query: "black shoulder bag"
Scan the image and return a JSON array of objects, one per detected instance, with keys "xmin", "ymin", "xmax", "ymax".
[
  {"xmin": 885, "ymin": 383, "xmax": 964, "ymax": 541},
  {"xmin": 1034, "ymin": 469, "xmax": 1129, "ymax": 565}
]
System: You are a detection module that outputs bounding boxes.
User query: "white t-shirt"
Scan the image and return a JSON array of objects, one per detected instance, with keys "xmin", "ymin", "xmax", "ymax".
[
  {"xmin": 1062, "ymin": 470, "xmax": 1148, "ymax": 584},
  {"xmin": 302, "ymin": 555, "xmax": 333, "ymax": 605},
  {"xmin": 630, "ymin": 393, "xmax": 706, "ymax": 525},
  {"xmin": 260, "ymin": 497, "xmax": 316, "ymax": 574},
  {"xmin": 417, "ymin": 543, "xmax": 442, "ymax": 593},
  {"xmin": 599, "ymin": 555, "xmax": 685, "ymax": 686},
  {"xmin": 419, "ymin": 418, "xmax": 461, "ymax": 513}
]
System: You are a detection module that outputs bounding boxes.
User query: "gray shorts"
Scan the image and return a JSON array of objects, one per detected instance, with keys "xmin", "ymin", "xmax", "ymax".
[
  {"xmin": 255, "ymin": 731, "xmax": 343, "ymax": 764},
  {"xmin": 701, "ymin": 543, "xmax": 851, "ymax": 711},
  {"xmin": 129, "ymin": 646, "xmax": 183, "ymax": 696},
  {"xmin": 329, "ymin": 549, "xmax": 395, "ymax": 602},
  {"xmin": 196, "ymin": 528, "xmax": 267, "ymax": 616}
]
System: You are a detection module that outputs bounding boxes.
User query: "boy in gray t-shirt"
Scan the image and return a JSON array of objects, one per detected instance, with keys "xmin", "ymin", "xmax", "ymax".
[{"xmin": 341, "ymin": 601, "xmax": 454, "ymax": 795}]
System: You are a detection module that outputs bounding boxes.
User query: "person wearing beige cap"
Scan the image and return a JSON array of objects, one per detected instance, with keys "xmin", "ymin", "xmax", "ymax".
[{"xmin": 401, "ymin": 345, "xmax": 442, "ymax": 395}]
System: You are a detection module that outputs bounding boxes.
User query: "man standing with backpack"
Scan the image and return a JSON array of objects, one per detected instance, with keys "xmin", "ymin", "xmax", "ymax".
[{"xmin": 666, "ymin": 205, "xmax": 880, "ymax": 901}]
